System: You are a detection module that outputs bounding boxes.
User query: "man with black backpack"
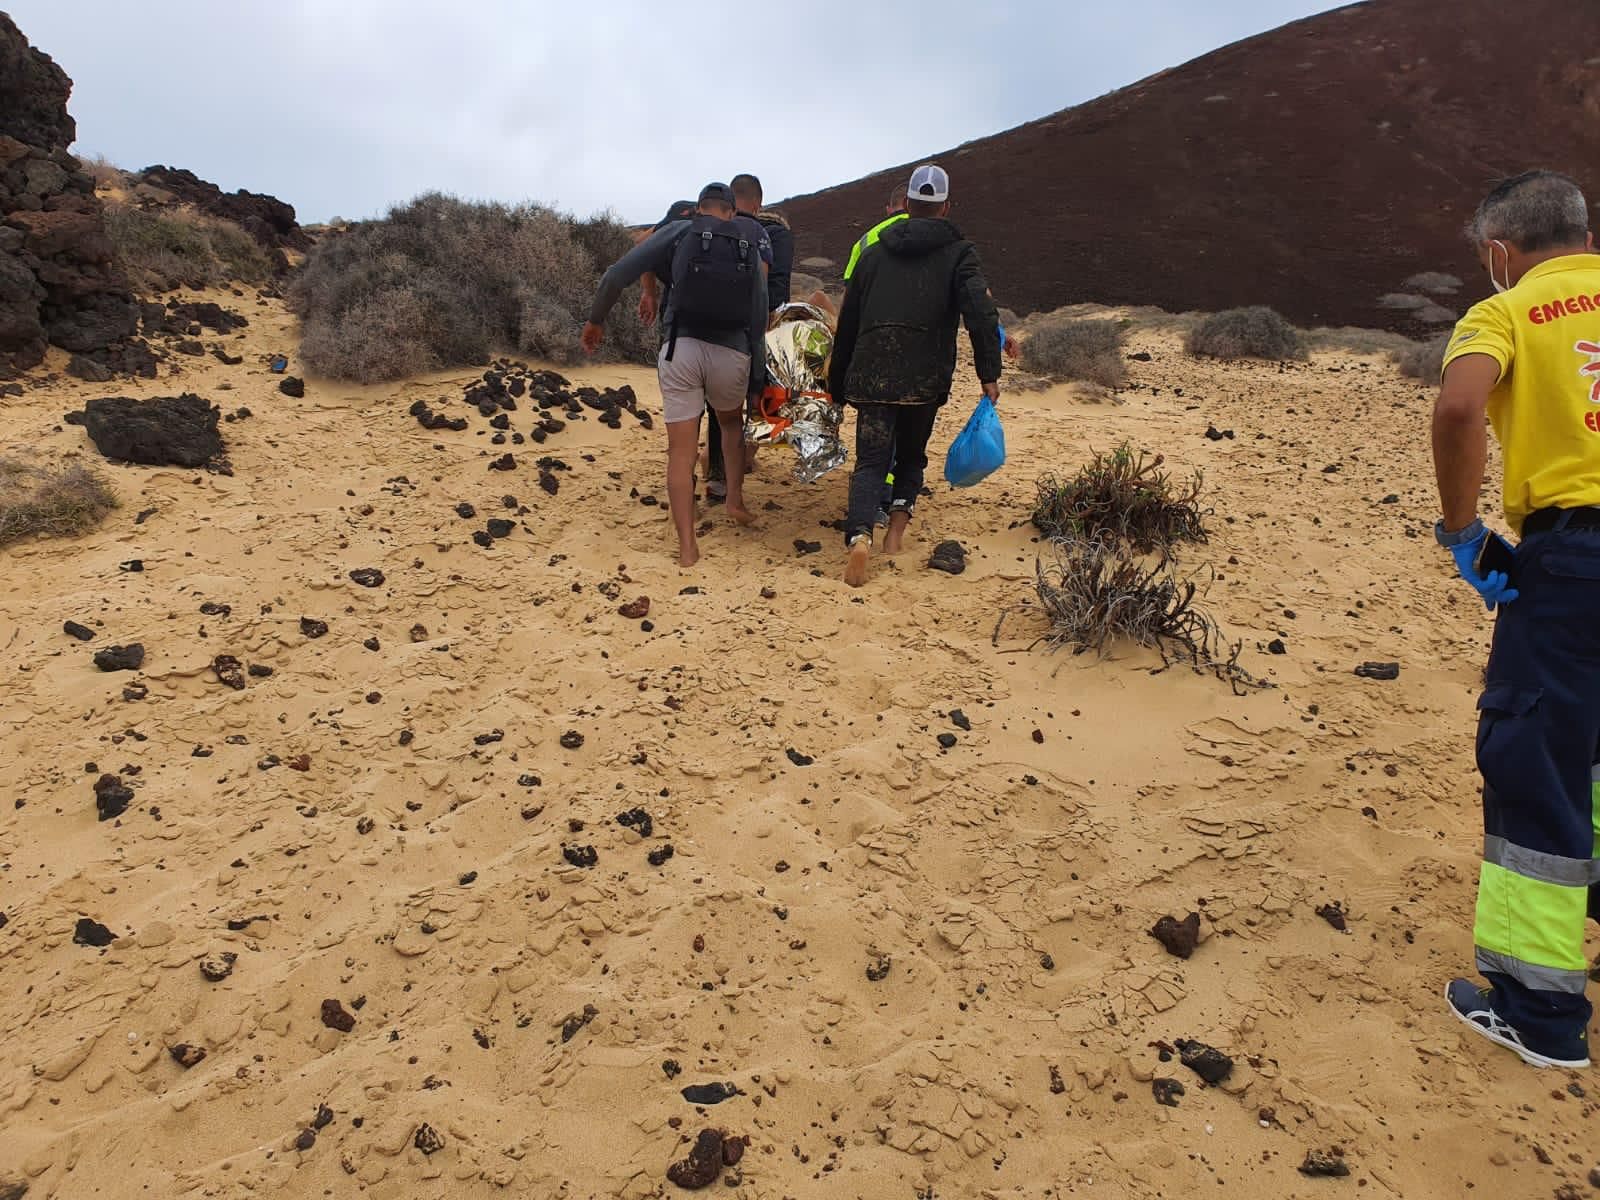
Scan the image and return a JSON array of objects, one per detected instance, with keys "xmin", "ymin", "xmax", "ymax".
[
  {"xmin": 829, "ymin": 163, "xmax": 1002, "ymax": 587},
  {"xmin": 582, "ymin": 182, "xmax": 767, "ymax": 567}
]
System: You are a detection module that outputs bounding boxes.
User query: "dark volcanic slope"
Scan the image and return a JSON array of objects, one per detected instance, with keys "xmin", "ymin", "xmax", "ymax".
[{"xmin": 780, "ymin": 0, "xmax": 1600, "ymax": 328}]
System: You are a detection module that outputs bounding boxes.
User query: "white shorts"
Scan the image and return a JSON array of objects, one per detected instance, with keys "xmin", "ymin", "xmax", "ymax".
[{"xmin": 657, "ymin": 338, "xmax": 750, "ymax": 425}]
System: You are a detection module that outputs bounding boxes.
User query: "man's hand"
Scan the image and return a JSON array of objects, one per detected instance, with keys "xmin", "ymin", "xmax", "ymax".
[
  {"xmin": 580, "ymin": 322, "xmax": 604, "ymax": 356},
  {"xmin": 637, "ymin": 291, "xmax": 657, "ymax": 326},
  {"xmin": 1447, "ymin": 531, "xmax": 1519, "ymax": 610},
  {"xmin": 1003, "ymin": 339, "xmax": 1020, "ymax": 363},
  {"xmin": 982, "ymin": 380, "xmax": 1000, "ymax": 404}
]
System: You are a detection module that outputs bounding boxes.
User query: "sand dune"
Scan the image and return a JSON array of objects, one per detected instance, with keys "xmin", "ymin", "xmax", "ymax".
[{"xmin": 0, "ymin": 293, "xmax": 1590, "ymax": 1199}]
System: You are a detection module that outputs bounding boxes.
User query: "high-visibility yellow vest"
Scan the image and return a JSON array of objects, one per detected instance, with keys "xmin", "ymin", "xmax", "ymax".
[{"xmin": 843, "ymin": 212, "xmax": 910, "ymax": 281}]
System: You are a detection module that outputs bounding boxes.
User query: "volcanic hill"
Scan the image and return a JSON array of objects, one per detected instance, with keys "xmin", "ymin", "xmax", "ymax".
[{"xmin": 780, "ymin": 0, "xmax": 1600, "ymax": 329}]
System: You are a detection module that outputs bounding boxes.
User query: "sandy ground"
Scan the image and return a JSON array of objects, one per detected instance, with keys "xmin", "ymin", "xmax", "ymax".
[{"xmin": 0, "ymin": 294, "xmax": 1594, "ymax": 1200}]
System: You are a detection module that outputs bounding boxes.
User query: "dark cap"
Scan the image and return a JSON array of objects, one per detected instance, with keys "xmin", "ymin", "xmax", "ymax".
[
  {"xmin": 651, "ymin": 199, "xmax": 696, "ymax": 231},
  {"xmin": 698, "ymin": 182, "xmax": 736, "ymax": 206}
]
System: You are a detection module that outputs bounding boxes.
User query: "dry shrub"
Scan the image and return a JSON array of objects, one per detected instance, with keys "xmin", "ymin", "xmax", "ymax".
[
  {"xmin": 103, "ymin": 203, "xmax": 275, "ymax": 291},
  {"xmin": 290, "ymin": 193, "xmax": 655, "ymax": 383},
  {"xmin": 0, "ymin": 458, "xmax": 117, "ymax": 547},
  {"xmin": 1033, "ymin": 444, "xmax": 1206, "ymax": 554},
  {"xmin": 1019, "ymin": 536, "xmax": 1258, "ymax": 690},
  {"xmin": 1392, "ymin": 332, "xmax": 1450, "ymax": 381},
  {"xmin": 1402, "ymin": 271, "xmax": 1462, "ymax": 295},
  {"xmin": 1303, "ymin": 325, "xmax": 1414, "ymax": 356},
  {"xmin": 1020, "ymin": 318, "xmax": 1127, "ymax": 387},
  {"xmin": 1185, "ymin": 306, "xmax": 1308, "ymax": 361},
  {"xmin": 79, "ymin": 154, "xmax": 124, "ymax": 191}
]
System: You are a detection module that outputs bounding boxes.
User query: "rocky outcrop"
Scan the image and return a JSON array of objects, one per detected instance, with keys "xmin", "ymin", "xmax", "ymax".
[
  {"xmin": 137, "ymin": 165, "xmax": 308, "ymax": 260},
  {"xmin": 0, "ymin": 13, "xmax": 137, "ymax": 373},
  {"xmin": 67, "ymin": 394, "xmax": 226, "ymax": 469}
]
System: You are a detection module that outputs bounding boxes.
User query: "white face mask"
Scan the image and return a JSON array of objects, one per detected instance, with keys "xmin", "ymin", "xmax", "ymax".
[{"xmin": 1488, "ymin": 240, "xmax": 1512, "ymax": 294}]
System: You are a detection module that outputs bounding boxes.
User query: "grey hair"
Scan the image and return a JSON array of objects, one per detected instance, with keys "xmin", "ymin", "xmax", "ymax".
[{"xmin": 1468, "ymin": 170, "xmax": 1589, "ymax": 251}]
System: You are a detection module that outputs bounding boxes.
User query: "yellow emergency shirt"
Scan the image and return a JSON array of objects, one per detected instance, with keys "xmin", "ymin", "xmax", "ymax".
[{"xmin": 1442, "ymin": 254, "xmax": 1600, "ymax": 533}]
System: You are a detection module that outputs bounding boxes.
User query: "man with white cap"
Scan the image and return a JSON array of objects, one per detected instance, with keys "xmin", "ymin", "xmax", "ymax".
[{"xmin": 828, "ymin": 163, "xmax": 1003, "ymax": 587}]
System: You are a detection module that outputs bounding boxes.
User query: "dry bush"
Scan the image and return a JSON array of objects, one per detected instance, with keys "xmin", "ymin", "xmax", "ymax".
[
  {"xmin": 79, "ymin": 154, "xmax": 124, "ymax": 191},
  {"xmin": 1303, "ymin": 325, "xmax": 1414, "ymax": 356},
  {"xmin": 1007, "ymin": 536, "xmax": 1261, "ymax": 691},
  {"xmin": 1020, "ymin": 318, "xmax": 1127, "ymax": 387},
  {"xmin": 103, "ymin": 203, "xmax": 275, "ymax": 291},
  {"xmin": 1033, "ymin": 444, "xmax": 1206, "ymax": 555},
  {"xmin": 1403, "ymin": 271, "xmax": 1462, "ymax": 295},
  {"xmin": 0, "ymin": 458, "xmax": 117, "ymax": 547},
  {"xmin": 290, "ymin": 193, "xmax": 655, "ymax": 383},
  {"xmin": 1392, "ymin": 332, "xmax": 1450, "ymax": 381},
  {"xmin": 1185, "ymin": 306, "xmax": 1308, "ymax": 361}
]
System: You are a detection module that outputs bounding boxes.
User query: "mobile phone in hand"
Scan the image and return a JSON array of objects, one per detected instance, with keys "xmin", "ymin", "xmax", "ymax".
[{"xmin": 1475, "ymin": 530, "xmax": 1517, "ymax": 578}]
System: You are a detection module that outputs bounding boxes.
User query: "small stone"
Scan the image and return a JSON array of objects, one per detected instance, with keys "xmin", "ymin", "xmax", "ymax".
[
  {"xmin": 320, "ymin": 999, "xmax": 356, "ymax": 1033},
  {"xmin": 785, "ymin": 748, "xmax": 813, "ymax": 767},
  {"xmin": 169, "ymin": 1043, "xmax": 207, "ymax": 1069},
  {"xmin": 949, "ymin": 709, "xmax": 971, "ymax": 731},
  {"xmin": 666, "ymin": 1128, "xmax": 725, "ymax": 1189},
  {"xmin": 929, "ymin": 540, "xmax": 967, "ymax": 574},
  {"xmin": 937, "ymin": 733, "xmax": 958, "ymax": 749},
  {"xmin": 299, "ymin": 617, "xmax": 329, "ymax": 639},
  {"xmin": 93, "ymin": 643, "xmax": 144, "ymax": 672},
  {"xmin": 1150, "ymin": 912, "xmax": 1201, "ymax": 959},
  {"xmin": 1315, "ymin": 900, "xmax": 1348, "ymax": 931},
  {"xmin": 93, "ymin": 773, "xmax": 133, "ymax": 821},
  {"xmin": 1176, "ymin": 1039, "xmax": 1233, "ymax": 1085},
  {"xmin": 73, "ymin": 918, "xmax": 115, "ymax": 947},
  {"xmin": 278, "ymin": 376, "xmax": 305, "ymax": 398},
  {"xmin": 1152, "ymin": 1077, "xmax": 1185, "ymax": 1107},
  {"xmin": 1354, "ymin": 661, "xmax": 1400, "ymax": 680},
  {"xmin": 413, "ymin": 1123, "xmax": 445, "ymax": 1155},
  {"xmin": 619, "ymin": 596, "xmax": 651, "ymax": 619},
  {"xmin": 293, "ymin": 1128, "xmax": 316, "ymax": 1152},
  {"xmin": 63, "ymin": 620, "xmax": 94, "ymax": 641},
  {"xmin": 199, "ymin": 951, "xmax": 237, "ymax": 982},
  {"xmin": 560, "ymin": 730, "xmax": 584, "ymax": 750},
  {"xmin": 1298, "ymin": 1149, "xmax": 1350, "ymax": 1178},
  {"xmin": 349, "ymin": 568, "xmax": 385, "ymax": 588}
]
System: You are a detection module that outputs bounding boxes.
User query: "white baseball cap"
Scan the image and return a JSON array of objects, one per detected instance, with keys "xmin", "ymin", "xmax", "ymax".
[{"xmin": 907, "ymin": 164, "xmax": 950, "ymax": 203}]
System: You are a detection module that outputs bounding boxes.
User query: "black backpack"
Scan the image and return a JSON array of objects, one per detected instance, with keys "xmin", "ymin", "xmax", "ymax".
[{"xmin": 666, "ymin": 215, "xmax": 754, "ymax": 360}]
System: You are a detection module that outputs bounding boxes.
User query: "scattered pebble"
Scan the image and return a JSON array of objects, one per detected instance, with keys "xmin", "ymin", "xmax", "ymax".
[{"xmin": 1150, "ymin": 912, "xmax": 1201, "ymax": 959}]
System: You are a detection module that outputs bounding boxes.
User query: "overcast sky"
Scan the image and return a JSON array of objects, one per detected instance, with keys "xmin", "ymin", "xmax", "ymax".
[{"xmin": 8, "ymin": 0, "xmax": 1352, "ymax": 225}]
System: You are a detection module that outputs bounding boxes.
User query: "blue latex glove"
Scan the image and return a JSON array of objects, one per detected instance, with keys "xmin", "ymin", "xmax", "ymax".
[{"xmin": 1448, "ymin": 532, "xmax": 1519, "ymax": 610}]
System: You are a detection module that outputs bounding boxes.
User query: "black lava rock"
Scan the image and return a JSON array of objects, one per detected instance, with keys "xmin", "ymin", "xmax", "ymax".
[
  {"xmin": 929, "ymin": 540, "xmax": 967, "ymax": 574},
  {"xmin": 72, "ymin": 917, "xmax": 115, "ymax": 947},
  {"xmin": 93, "ymin": 643, "xmax": 144, "ymax": 672},
  {"xmin": 63, "ymin": 620, "xmax": 94, "ymax": 641},
  {"xmin": 94, "ymin": 773, "xmax": 133, "ymax": 821},
  {"xmin": 70, "ymin": 394, "xmax": 225, "ymax": 468},
  {"xmin": 278, "ymin": 376, "xmax": 305, "ymax": 398}
]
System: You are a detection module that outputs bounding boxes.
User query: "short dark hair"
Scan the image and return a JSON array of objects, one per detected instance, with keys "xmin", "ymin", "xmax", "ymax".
[
  {"xmin": 1469, "ymin": 170, "xmax": 1589, "ymax": 251},
  {"xmin": 906, "ymin": 197, "xmax": 945, "ymax": 218},
  {"xmin": 731, "ymin": 173, "xmax": 762, "ymax": 203}
]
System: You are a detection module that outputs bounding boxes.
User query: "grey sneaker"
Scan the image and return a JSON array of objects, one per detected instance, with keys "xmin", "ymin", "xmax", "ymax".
[{"xmin": 1446, "ymin": 979, "xmax": 1590, "ymax": 1069}]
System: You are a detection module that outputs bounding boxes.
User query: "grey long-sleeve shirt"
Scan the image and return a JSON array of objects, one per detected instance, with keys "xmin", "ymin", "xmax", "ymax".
[{"xmin": 588, "ymin": 219, "xmax": 767, "ymax": 386}]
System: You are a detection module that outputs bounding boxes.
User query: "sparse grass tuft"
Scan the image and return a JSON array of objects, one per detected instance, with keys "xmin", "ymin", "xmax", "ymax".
[
  {"xmin": 289, "ymin": 193, "xmax": 656, "ymax": 383},
  {"xmin": 1392, "ymin": 332, "xmax": 1450, "ymax": 381},
  {"xmin": 1033, "ymin": 444, "xmax": 1206, "ymax": 555},
  {"xmin": 103, "ymin": 203, "xmax": 275, "ymax": 291},
  {"xmin": 0, "ymin": 458, "xmax": 118, "ymax": 547},
  {"xmin": 79, "ymin": 154, "xmax": 124, "ymax": 191},
  {"xmin": 1020, "ymin": 318, "xmax": 1127, "ymax": 387},
  {"xmin": 1184, "ymin": 306, "xmax": 1308, "ymax": 361}
]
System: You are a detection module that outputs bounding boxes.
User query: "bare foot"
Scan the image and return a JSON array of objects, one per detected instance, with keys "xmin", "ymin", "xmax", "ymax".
[
  {"xmin": 882, "ymin": 511, "xmax": 911, "ymax": 555},
  {"xmin": 678, "ymin": 540, "xmax": 701, "ymax": 568},
  {"xmin": 844, "ymin": 539, "xmax": 870, "ymax": 587},
  {"xmin": 726, "ymin": 502, "xmax": 756, "ymax": 527}
]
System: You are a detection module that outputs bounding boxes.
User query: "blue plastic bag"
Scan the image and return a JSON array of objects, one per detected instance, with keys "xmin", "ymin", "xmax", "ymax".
[{"xmin": 944, "ymin": 396, "xmax": 1005, "ymax": 487}]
